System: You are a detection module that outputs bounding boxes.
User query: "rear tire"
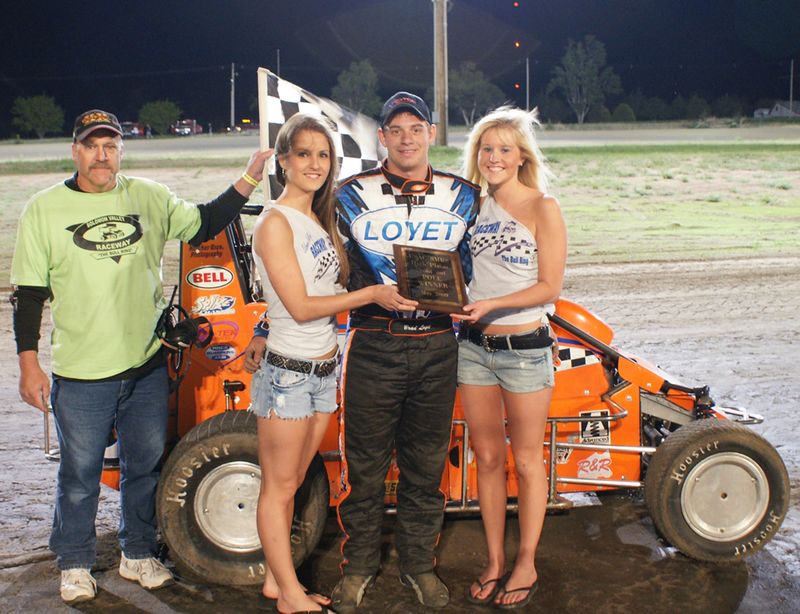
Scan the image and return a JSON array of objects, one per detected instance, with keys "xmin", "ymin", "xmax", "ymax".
[
  {"xmin": 156, "ymin": 410, "xmax": 329, "ymax": 585},
  {"xmin": 645, "ymin": 419, "xmax": 788, "ymax": 562}
]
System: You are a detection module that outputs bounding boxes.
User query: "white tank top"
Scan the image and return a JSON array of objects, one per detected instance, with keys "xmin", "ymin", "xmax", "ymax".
[
  {"xmin": 253, "ymin": 203, "xmax": 340, "ymax": 358},
  {"xmin": 468, "ymin": 196, "xmax": 553, "ymax": 326}
]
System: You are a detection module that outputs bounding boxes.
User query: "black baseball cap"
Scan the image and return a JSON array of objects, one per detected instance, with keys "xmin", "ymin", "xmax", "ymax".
[
  {"xmin": 73, "ymin": 109, "xmax": 123, "ymax": 142},
  {"xmin": 380, "ymin": 92, "xmax": 432, "ymax": 126}
]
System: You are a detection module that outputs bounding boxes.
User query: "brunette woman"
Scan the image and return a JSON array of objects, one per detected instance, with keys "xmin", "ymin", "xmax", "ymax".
[{"xmin": 250, "ymin": 113, "xmax": 416, "ymax": 613}]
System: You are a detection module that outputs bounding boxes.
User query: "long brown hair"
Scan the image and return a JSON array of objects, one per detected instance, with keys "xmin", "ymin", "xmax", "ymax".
[{"xmin": 274, "ymin": 113, "xmax": 349, "ymax": 285}]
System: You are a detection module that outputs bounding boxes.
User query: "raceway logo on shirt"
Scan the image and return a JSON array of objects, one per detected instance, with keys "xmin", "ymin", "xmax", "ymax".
[
  {"xmin": 350, "ymin": 205, "xmax": 465, "ymax": 257},
  {"xmin": 66, "ymin": 214, "xmax": 143, "ymax": 263},
  {"xmin": 304, "ymin": 235, "xmax": 340, "ymax": 282}
]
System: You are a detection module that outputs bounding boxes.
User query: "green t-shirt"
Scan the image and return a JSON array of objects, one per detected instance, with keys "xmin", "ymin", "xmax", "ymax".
[{"xmin": 11, "ymin": 175, "xmax": 202, "ymax": 379}]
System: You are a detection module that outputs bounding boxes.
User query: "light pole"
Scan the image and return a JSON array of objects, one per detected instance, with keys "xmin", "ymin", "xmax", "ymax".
[
  {"xmin": 432, "ymin": 0, "xmax": 448, "ymax": 146},
  {"xmin": 526, "ymin": 55, "xmax": 531, "ymax": 111},
  {"xmin": 229, "ymin": 62, "xmax": 238, "ymax": 130}
]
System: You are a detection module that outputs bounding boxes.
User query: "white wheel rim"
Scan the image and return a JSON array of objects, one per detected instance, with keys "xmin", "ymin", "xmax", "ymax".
[
  {"xmin": 193, "ymin": 461, "xmax": 261, "ymax": 552},
  {"xmin": 681, "ymin": 452, "xmax": 769, "ymax": 542}
]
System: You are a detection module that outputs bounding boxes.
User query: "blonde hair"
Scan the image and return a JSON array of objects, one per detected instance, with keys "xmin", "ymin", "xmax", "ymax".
[
  {"xmin": 463, "ymin": 106, "xmax": 553, "ymax": 194},
  {"xmin": 274, "ymin": 113, "xmax": 349, "ymax": 285}
]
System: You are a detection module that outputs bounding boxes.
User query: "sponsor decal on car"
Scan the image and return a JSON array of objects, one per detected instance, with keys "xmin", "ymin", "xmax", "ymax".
[
  {"xmin": 205, "ymin": 344, "xmax": 237, "ymax": 362},
  {"xmin": 210, "ymin": 320, "xmax": 240, "ymax": 343},
  {"xmin": 191, "ymin": 295, "xmax": 236, "ymax": 316},
  {"xmin": 556, "ymin": 435, "xmax": 578, "ymax": 464},
  {"xmin": 186, "ymin": 266, "xmax": 234, "ymax": 289},
  {"xmin": 577, "ymin": 450, "xmax": 613, "ymax": 479},
  {"xmin": 190, "ymin": 244, "xmax": 225, "ymax": 259},
  {"xmin": 580, "ymin": 410, "xmax": 611, "ymax": 444}
]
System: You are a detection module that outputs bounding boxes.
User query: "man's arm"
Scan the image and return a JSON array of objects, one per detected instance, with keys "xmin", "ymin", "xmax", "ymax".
[
  {"xmin": 243, "ymin": 316, "xmax": 269, "ymax": 373},
  {"xmin": 243, "ymin": 335, "xmax": 267, "ymax": 374},
  {"xmin": 11, "ymin": 286, "xmax": 50, "ymax": 412},
  {"xmin": 189, "ymin": 149, "xmax": 274, "ymax": 246}
]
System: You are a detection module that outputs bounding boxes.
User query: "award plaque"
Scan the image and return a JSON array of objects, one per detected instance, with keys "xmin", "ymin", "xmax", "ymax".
[{"xmin": 393, "ymin": 244, "xmax": 468, "ymax": 314}]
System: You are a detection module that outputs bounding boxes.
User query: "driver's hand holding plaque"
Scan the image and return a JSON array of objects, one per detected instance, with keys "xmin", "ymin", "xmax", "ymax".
[{"xmin": 393, "ymin": 244, "xmax": 468, "ymax": 314}]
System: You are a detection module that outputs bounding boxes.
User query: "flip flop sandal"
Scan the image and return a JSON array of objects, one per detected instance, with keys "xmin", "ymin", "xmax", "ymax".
[
  {"xmin": 495, "ymin": 580, "xmax": 538, "ymax": 610},
  {"xmin": 465, "ymin": 574, "xmax": 506, "ymax": 605}
]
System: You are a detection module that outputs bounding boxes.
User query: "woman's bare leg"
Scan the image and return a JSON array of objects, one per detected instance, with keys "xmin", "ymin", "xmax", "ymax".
[{"xmin": 461, "ymin": 383, "xmax": 508, "ymax": 600}]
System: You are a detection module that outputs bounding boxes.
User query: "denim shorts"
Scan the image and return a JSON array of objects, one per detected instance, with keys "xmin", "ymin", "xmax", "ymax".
[
  {"xmin": 457, "ymin": 338, "xmax": 554, "ymax": 393},
  {"xmin": 249, "ymin": 358, "xmax": 338, "ymax": 420}
]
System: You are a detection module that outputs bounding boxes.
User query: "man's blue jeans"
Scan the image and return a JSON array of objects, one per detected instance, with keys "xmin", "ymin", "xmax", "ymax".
[{"xmin": 49, "ymin": 365, "xmax": 169, "ymax": 570}]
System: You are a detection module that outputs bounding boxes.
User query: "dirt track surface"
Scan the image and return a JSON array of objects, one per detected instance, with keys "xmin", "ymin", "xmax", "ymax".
[{"xmin": 1, "ymin": 255, "xmax": 798, "ymax": 612}]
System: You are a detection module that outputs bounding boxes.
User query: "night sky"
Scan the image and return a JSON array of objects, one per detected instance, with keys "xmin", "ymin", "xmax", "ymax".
[{"xmin": 1, "ymin": 0, "xmax": 798, "ymax": 136}]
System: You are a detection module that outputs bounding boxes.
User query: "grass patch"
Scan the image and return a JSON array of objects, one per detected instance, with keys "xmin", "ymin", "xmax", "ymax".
[
  {"xmin": 543, "ymin": 142, "xmax": 800, "ymax": 157},
  {"xmin": 552, "ymin": 147, "xmax": 800, "ymax": 264},
  {"xmin": 429, "ymin": 146, "xmax": 464, "ymax": 171},
  {"xmin": 0, "ymin": 157, "xmax": 242, "ymax": 175},
  {"xmin": 1, "ymin": 142, "xmax": 799, "ymax": 285}
]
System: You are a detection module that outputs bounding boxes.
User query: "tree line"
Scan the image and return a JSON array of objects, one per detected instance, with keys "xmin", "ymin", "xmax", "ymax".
[
  {"xmin": 9, "ymin": 98, "xmax": 183, "ymax": 139},
  {"xmin": 333, "ymin": 36, "xmax": 767, "ymax": 126},
  {"xmin": 6, "ymin": 35, "xmax": 787, "ymax": 139}
]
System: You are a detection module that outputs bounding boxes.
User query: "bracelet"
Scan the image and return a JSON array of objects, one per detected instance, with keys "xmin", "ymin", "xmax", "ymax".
[{"xmin": 241, "ymin": 172, "xmax": 260, "ymax": 187}]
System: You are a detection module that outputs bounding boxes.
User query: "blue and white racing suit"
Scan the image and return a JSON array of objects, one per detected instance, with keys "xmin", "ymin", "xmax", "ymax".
[{"xmin": 335, "ymin": 164, "xmax": 479, "ymax": 576}]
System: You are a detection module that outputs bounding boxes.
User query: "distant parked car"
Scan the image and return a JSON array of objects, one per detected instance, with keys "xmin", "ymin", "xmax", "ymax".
[
  {"xmin": 226, "ymin": 118, "xmax": 259, "ymax": 133},
  {"xmin": 120, "ymin": 121, "xmax": 145, "ymax": 138},
  {"xmin": 171, "ymin": 119, "xmax": 203, "ymax": 136}
]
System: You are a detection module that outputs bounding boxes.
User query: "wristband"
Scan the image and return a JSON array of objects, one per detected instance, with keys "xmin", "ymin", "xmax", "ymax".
[
  {"xmin": 253, "ymin": 319, "xmax": 269, "ymax": 338},
  {"xmin": 241, "ymin": 172, "xmax": 260, "ymax": 187}
]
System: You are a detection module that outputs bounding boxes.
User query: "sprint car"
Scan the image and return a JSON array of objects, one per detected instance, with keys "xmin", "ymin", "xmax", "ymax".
[{"xmin": 76, "ymin": 211, "xmax": 788, "ymax": 585}]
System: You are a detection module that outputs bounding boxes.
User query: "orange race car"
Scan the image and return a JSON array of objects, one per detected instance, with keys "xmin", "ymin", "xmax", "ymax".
[{"xmin": 72, "ymin": 211, "xmax": 787, "ymax": 586}]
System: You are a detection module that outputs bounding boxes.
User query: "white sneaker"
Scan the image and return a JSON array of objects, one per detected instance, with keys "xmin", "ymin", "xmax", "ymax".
[
  {"xmin": 60, "ymin": 568, "xmax": 96, "ymax": 603},
  {"xmin": 119, "ymin": 553, "xmax": 174, "ymax": 590}
]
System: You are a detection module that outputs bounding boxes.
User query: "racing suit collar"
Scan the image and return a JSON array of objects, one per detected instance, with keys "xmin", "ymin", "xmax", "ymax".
[{"xmin": 381, "ymin": 160, "xmax": 433, "ymax": 195}]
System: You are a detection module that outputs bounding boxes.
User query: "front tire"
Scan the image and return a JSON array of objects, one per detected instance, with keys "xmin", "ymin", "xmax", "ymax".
[
  {"xmin": 156, "ymin": 410, "xmax": 329, "ymax": 585},
  {"xmin": 645, "ymin": 419, "xmax": 789, "ymax": 562}
]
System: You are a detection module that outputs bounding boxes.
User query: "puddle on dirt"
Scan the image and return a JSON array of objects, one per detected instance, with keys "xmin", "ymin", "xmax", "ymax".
[{"xmin": 3, "ymin": 492, "xmax": 791, "ymax": 613}]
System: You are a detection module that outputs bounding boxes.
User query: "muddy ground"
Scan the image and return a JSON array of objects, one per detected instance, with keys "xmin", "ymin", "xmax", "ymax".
[{"xmin": 0, "ymin": 255, "xmax": 797, "ymax": 612}]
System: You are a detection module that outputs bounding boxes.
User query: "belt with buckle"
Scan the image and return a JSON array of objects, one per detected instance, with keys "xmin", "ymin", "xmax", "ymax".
[
  {"xmin": 266, "ymin": 351, "xmax": 338, "ymax": 377},
  {"xmin": 349, "ymin": 313, "xmax": 453, "ymax": 336},
  {"xmin": 459, "ymin": 324, "xmax": 552, "ymax": 352}
]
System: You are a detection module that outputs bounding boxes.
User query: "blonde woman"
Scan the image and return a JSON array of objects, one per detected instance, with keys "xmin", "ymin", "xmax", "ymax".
[
  {"xmin": 249, "ymin": 113, "xmax": 416, "ymax": 613},
  {"xmin": 455, "ymin": 107, "xmax": 566, "ymax": 609}
]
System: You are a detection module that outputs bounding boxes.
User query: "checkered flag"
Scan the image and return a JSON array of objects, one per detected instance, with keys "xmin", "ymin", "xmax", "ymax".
[
  {"xmin": 315, "ymin": 250, "xmax": 340, "ymax": 282},
  {"xmin": 257, "ymin": 67, "xmax": 384, "ymax": 199},
  {"xmin": 471, "ymin": 231, "xmax": 534, "ymax": 259},
  {"xmin": 555, "ymin": 346, "xmax": 601, "ymax": 372}
]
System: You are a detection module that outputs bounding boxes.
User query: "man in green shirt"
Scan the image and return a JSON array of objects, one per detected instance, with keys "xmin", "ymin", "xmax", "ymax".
[{"xmin": 11, "ymin": 109, "xmax": 271, "ymax": 603}]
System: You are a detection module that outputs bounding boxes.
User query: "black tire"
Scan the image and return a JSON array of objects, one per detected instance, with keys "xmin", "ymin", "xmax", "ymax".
[
  {"xmin": 156, "ymin": 410, "xmax": 330, "ymax": 585},
  {"xmin": 644, "ymin": 419, "xmax": 789, "ymax": 562}
]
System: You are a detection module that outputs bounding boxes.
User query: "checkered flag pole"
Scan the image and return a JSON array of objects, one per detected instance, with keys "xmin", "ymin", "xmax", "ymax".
[{"xmin": 256, "ymin": 67, "xmax": 384, "ymax": 203}]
